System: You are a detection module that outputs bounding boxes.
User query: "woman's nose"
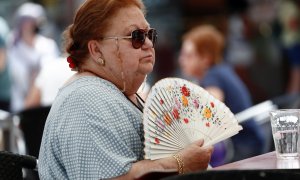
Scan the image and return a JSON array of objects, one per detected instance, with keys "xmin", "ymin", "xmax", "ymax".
[{"xmin": 142, "ymin": 37, "xmax": 154, "ymax": 49}]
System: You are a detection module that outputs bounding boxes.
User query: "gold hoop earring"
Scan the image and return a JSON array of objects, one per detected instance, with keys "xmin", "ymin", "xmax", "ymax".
[{"xmin": 97, "ymin": 57, "xmax": 105, "ymax": 66}]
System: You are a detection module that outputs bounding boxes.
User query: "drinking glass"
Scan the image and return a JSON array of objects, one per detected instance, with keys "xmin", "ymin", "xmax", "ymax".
[{"xmin": 270, "ymin": 109, "xmax": 300, "ymax": 159}]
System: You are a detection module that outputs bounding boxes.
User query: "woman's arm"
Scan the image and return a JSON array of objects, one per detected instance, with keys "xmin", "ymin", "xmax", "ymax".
[
  {"xmin": 114, "ymin": 157, "xmax": 177, "ymax": 180},
  {"xmin": 113, "ymin": 140, "xmax": 213, "ymax": 180},
  {"xmin": 24, "ymin": 85, "xmax": 41, "ymax": 108}
]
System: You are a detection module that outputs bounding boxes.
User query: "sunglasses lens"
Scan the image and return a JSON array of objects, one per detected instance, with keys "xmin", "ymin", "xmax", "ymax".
[
  {"xmin": 131, "ymin": 29, "xmax": 157, "ymax": 49},
  {"xmin": 132, "ymin": 29, "xmax": 146, "ymax": 49}
]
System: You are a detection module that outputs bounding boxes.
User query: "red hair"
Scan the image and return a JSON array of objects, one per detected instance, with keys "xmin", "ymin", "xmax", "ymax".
[
  {"xmin": 183, "ymin": 25, "xmax": 224, "ymax": 65},
  {"xmin": 62, "ymin": 0, "xmax": 145, "ymax": 66}
]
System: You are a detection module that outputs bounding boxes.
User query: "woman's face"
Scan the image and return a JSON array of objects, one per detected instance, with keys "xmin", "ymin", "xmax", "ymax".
[
  {"xmin": 21, "ymin": 18, "xmax": 37, "ymax": 35},
  {"xmin": 178, "ymin": 40, "xmax": 206, "ymax": 78},
  {"xmin": 99, "ymin": 5, "xmax": 155, "ymax": 91}
]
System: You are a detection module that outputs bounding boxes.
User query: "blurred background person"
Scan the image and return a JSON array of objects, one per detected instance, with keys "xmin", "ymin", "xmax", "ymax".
[
  {"xmin": 0, "ymin": 16, "xmax": 10, "ymax": 42},
  {"xmin": 178, "ymin": 25, "xmax": 265, "ymax": 165},
  {"xmin": 0, "ymin": 16, "xmax": 10, "ymax": 154},
  {"xmin": 24, "ymin": 56, "xmax": 75, "ymax": 109},
  {"xmin": 278, "ymin": 0, "xmax": 300, "ymax": 94},
  {"xmin": 0, "ymin": 15, "xmax": 10, "ymax": 111},
  {"xmin": 0, "ymin": 34, "xmax": 10, "ymax": 111},
  {"xmin": 7, "ymin": 2, "xmax": 60, "ymax": 113}
]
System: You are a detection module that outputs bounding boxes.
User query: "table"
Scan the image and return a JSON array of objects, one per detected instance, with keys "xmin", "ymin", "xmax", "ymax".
[{"xmin": 214, "ymin": 151, "xmax": 300, "ymax": 170}]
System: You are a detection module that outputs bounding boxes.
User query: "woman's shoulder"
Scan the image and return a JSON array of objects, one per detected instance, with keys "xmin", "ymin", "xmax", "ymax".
[
  {"xmin": 59, "ymin": 76, "xmax": 125, "ymax": 105},
  {"xmin": 49, "ymin": 77, "xmax": 129, "ymax": 125}
]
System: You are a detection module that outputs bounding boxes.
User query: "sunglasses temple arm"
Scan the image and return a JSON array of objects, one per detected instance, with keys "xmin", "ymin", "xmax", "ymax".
[{"xmin": 102, "ymin": 36, "xmax": 132, "ymax": 40}]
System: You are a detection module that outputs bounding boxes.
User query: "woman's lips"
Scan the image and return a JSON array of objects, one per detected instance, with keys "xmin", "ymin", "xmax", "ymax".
[{"xmin": 141, "ymin": 54, "xmax": 154, "ymax": 62}]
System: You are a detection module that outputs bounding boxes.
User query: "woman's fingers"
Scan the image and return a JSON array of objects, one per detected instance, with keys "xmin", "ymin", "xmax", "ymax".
[{"xmin": 194, "ymin": 139, "xmax": 214, "ymax": 154}]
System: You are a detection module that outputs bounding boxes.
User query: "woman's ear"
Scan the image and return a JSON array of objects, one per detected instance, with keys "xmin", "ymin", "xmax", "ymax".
[{"xmin": 87, "ymin": 40, "xmax": 102, "ymax": 61}]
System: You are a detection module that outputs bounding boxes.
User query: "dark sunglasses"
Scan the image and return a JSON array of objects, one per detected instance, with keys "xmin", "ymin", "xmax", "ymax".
[{"xmin": 102, "ymin": 28, "xmax": 157, "ymax": 49}]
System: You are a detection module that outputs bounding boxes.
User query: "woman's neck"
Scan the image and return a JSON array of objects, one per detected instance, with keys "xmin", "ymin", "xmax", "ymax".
[{"xmin": 78, "ymin": 65, "xmax": 147, "ymax": 99}]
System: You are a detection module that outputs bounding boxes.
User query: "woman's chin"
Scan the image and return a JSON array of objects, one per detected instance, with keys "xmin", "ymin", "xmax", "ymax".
[{"xmin": 139, "ymin": 65, "xmax": 154, "ymax": 74}]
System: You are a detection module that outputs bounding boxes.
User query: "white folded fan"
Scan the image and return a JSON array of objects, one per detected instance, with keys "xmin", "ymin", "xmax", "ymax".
[{"xmin": 143, "ymin": 77, "xmax": 243, "ymax": 160}]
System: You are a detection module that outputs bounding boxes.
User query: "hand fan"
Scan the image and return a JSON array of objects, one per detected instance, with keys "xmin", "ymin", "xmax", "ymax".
[{"xmin": 143, "ymin": 77, "xmax": 243, "ymax": 160}]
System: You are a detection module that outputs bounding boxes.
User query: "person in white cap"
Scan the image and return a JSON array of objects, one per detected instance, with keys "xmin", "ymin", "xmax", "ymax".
[{"xmin": 7, "ymin": 2, "xmax": 60, "ymax": 112}]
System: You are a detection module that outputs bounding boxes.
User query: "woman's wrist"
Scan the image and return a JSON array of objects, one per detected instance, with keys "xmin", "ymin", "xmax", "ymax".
[
  {"xmin": 172, "ymin": 154, "xmax": 185, "ymax": 174},
  {"xmin": 155, "ymin": 155, "xmax": 182, "ymax": 174}
]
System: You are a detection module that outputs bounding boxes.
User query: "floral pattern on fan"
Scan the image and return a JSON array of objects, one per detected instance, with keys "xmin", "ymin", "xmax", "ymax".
[{"xmin": 143, "ymin": 78, "xmax": 243, "ymax": 160}]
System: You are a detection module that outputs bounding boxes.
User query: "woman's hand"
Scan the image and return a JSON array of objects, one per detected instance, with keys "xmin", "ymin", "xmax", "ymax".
[{"xmin": 178, "ymin": 139, "xmax": 214, "ymax": 173}]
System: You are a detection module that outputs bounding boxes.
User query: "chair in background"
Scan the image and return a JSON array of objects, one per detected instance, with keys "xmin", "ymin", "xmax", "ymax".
[
  {"xmin": 0, "ymin": 109, "xmax": 25, "ymax": 154},
  {"xmin": 0, "ymin": 150, "xmax": 37, "ymax": 180}
]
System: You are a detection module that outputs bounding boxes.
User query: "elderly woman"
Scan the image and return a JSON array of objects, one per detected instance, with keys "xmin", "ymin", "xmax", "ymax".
[{"xmin": 38, "ymin": 0, "xmax": 213, "ymax": 179}]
